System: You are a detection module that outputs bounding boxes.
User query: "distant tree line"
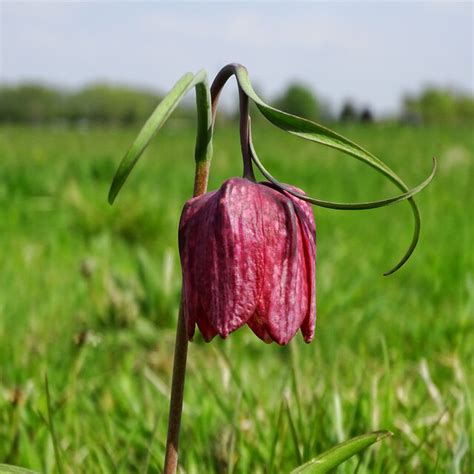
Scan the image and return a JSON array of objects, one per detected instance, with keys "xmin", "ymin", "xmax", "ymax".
[
  {"xmin": 271, "ymin": 82, "xmax": 474, "ymax": 125},
  {"xmin": 0, "ymin": 83, "xmax": 168, "ymax": 125},
  {"xmin": 401, "ymin": 87, "xmax": 474, "ymax": 125},
  {"xmin": 1, "ymin": 81, "xmax": 473, "ymax": 125}
]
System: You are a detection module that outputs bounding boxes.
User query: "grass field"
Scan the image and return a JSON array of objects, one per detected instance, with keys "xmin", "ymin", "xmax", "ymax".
[{"xmin": 0, "ymin": 121, "xmax": 472, "ymax": 473}]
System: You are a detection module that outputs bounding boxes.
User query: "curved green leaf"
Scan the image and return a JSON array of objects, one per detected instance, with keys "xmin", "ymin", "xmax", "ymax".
[
  {"xmin": 249, "ymin": 130, "xmax": 436, "ymax": 210},
  {"xmin": 290, "ymin": 430, "xmax": 392, "ymax": 474},
  {"xmin": 108, "ymin": 69, "xmax": 212, "ymax": 204},
  {"xmin": 233, "ymin": 64, "xmax": 432, "ymax": 275}
]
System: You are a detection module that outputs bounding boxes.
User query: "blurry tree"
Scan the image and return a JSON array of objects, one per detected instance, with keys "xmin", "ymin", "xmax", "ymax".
[
  {"xmin": 66, "ymin": 84, "xmax": 160, "ymax": 125},
  {"xmin": 360, "ymin": 107, "xmax": 374, "ymax": 123},
  {"xmin": 339, "ymin": 100, "xmax": 358, "ymax": 122},
  {"xmin": 457, "ymin": 94, "xmax": 474, "ymax": 123},
  {"xmin": 0, "ymin": 82, "xmax": 192, "ymax": 125},
  {"xmin": 402, "ymin": 87, "xmax": 474, "ymax": 125},
  {"xmin": 274, "ymin": 82, "xmax": 319, "ymax": 119},
  {"xmin": 3, "ymin": 81, "xmax": 472, "ymax": 127},
  {"xmin": 0, "ymin": 84, "xmax": 64, "ymax": 123}
]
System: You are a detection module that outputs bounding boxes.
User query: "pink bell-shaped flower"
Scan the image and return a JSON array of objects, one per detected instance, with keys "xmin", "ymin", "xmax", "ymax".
[{"xmin": 178, "ymin": 177, "xmax": 316, "ymax": 345}]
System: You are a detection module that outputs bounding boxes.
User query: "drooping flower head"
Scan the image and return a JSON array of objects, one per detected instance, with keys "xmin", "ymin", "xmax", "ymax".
[
  {"xmin": 179, "ymin": 177, "xmax": 316, "ymax": 345},
  {"xmin": 108, "ymin": 63, "xmax": 435, "ymax": 347}
]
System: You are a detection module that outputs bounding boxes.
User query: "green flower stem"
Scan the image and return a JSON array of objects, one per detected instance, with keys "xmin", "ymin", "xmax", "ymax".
[
  {"xmin": 210, "ymin": 63, "xmax": 237, "ymax": 120},
  {"xmin": 163, "ymin": 159, "xmax": 210, "ymax": 474},
  {"xmin": 194, "ymin": 78, "xmax": 213, "ymax": 165},
  {"xmin": 239, "ymin": 88, "xmax": 256, "ymax": 181},
  {"xmin": 193, "ymin": 159, "xmax": 211, "ymax": 196},
  {"xmin": 163, "ymin": 303, "xmax": 187, "ymax": 474},
  {"xmin": 210, "ymin": 63, "xmax": 255, "ymax": 181}
]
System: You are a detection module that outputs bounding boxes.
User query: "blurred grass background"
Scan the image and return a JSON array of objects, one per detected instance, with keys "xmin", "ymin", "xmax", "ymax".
[{"xmin": 0, "ymin": 119, "xmax": 472, "ymax": 473}]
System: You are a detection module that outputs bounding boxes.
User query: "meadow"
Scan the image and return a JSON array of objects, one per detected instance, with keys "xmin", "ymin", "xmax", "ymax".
[{"xmin": 0, "ymin": 121, "xmax": 472, "ymax": 473}]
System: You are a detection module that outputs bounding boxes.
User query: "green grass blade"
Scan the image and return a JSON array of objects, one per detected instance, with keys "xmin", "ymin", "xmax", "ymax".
[
  {"xmin": 142, "ymin": 413, "xmax": 160, "ymax": 473},
  {"xmin": 290, "ymin": 430, "xmax": 392, "ymax": 474},
  {"xmin": 268, "ymin": 400, "xmax": 285, "ymax": 474},
  {"xmin": 235, "ymin": 64, "xmax": 434, "ymax": 274},
  {"xmin": 285, "ymin": 399, "xmax": 303, "ymax": 465},
  {"xmin": 108, "ymin": 69, "xmax": 211, "ymax": 204},
  {"xmin": 44, "ymin": 374, "xmax": 64, "ymax": 474},
  {"xmin": 0, "ymin": 465, "xmax": 39, "ymax": 474}
]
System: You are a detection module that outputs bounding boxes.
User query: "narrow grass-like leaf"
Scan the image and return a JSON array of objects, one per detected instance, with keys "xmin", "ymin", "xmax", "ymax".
[
  {"xmin": 142, "ymin": 413, "xmax": 161, "ymax": 474},
  {"xmin": 116, "ymin": 425, "xmax": 139, "ymax": 474},
  {"xmin": 233, "ymin": 64, "xmax": 433, "ymax": 274},
  {"xmin": 226, "ymin": 391, "xmax": 242, "ymax": 474},
  {"xmin": 0, "ymin": 465, "xmax": 39, "ymax": 474},
  {"xmin": 44, "ymin": 375, "xmax": 64, "ymax": 474},
  {"xmin": 398, "ymin": 408, "xmax": 448, "ymax": 471},
  {"xmin": 289, "ymin": 345, "xmax": 304, "ymax": 449},
  {"xmin": 108, "ymin": 69, "xmax": 212, "ymax": 204},
  {"xmin": 213, "ymin": 346, "xmax": 259, "ymax": 412},
  {"xmin": 268, "ymin": 400, "xmax": 285, "ymax": 474},
  {"xmin": 290, "ymin": 430, "xmax": 392, "ymax": 474},
  {"xmin": 285, "ymin": 398, "xmax": 303, "ymax": 465}
]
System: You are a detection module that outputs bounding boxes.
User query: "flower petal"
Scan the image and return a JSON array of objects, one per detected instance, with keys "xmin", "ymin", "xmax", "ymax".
[
  {"xmin": 289, "ymin": 192, "xmax": 317, "ymax": 342},
  {"xmin": 179, "ymin": 178, "xmax": 264, "ymax": 339},
  {"xmin": 254, "ymin": 185, "xmax": 309, "ymax": 345},
  {"xmin": 179, "ymin": 191, "xmax": 217, "ymax": 339}
]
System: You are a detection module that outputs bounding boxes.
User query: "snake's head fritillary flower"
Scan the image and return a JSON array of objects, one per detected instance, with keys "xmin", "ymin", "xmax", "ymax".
[{"xmin": 178, "ymin": 177, "xmax": 316, "ymax": 345}]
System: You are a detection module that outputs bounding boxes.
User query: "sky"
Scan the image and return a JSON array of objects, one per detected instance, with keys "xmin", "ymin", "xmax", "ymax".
[{"xmin": 0, "ymin": 0, "xmax": 472, "ymax": 114}]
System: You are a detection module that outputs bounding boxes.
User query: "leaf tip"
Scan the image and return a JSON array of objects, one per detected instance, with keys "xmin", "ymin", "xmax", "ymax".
[
  {"xmin": 383, "ymin": 258, "xmax": 409, "ymax": 276},
  {"xmin": 374, "ymin": 430, "xmax": 393, "ymax": 441},
  {"xmin": 108, "ymin": 186, "xmax": 116, "ymax": 205}
]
